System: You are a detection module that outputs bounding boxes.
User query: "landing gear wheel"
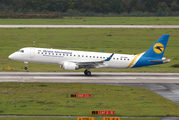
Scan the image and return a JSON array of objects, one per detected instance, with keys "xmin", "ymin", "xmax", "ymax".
[
  {"xmin": 24, "ymin": 67, "xmax": 28, "ymax": 70},
  {"xmin": 84, "ymin": 70, "xmax": 87, "ymax": 75},
  {"xmin": 24, "ymin": 61, "xmax": 28, "ymax": 70},
  {"xmin": 86, "ymin": 71, "xmax": 91, "ymax": 76},
  {"xmin": 84, "ymin": 70, "xmax": 91, "ymax": 76}
]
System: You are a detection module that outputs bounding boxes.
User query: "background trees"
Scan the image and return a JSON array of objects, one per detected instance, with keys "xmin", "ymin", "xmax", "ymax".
[{"xmin": 0, "ymin": 0, "xmax": 179, "ymax": 16}]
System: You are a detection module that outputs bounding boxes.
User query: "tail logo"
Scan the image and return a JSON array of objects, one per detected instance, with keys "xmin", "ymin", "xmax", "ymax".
[{"xmin": 153, "ymin": 43, "xmax": 164, "ymax": 54}]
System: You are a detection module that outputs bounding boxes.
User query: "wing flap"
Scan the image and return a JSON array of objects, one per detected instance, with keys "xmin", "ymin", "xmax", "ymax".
[{"xmin": 75, "ymin": 60, "xmax": 103, "ymax": 66}]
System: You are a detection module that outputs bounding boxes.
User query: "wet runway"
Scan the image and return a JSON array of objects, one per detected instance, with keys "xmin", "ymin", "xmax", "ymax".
[{"xmin": 0, "ymin": 25, "xmax": 179, "ymax": 28}]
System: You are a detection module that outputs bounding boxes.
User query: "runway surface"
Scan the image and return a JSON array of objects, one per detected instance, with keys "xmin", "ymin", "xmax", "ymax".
[
  {"xmin": 0, "ymin": 72, "xmax": 179, "ymax": 83},
  {"xmin": 0, "ymin": 25, "xmax": 179, "ymax": 28}
]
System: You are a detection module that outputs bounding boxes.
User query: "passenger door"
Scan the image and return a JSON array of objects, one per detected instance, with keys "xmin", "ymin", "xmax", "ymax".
[{"xmin": 30, "ymin": 48, "xmax": 35, "ymax": 58}]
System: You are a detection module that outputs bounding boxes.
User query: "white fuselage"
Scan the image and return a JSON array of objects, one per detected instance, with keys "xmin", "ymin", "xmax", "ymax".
[{"xmin": 9, "ymin": 47, "xmax": 142, "ymax": 69}]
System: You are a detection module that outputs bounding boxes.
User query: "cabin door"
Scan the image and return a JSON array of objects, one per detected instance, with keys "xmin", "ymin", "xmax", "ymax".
[{"xmin": 30, "ymin": 48, "xmax": 35, "ymax": 58}]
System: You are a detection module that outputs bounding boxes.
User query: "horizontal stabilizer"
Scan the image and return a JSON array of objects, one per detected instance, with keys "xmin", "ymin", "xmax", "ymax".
[{"xmin": 149, "ymin": 59, "xmax": 170, "ymax": 63}]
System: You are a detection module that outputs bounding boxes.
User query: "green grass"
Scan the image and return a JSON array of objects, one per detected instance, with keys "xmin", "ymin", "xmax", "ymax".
[
  {"xmin": 0, "ymin": 17, "xmax": 179, "ymax": 25},
  {"xmin": 0, "ymin": 83, "xmax": 179, "ymax": 117},
  {"xmin": 0, "ymin": 117, "xmax": 161, "ymax": 120},
  {"xmin": 0, "ymin": 28, "xmax": 179, "ymax": 72}
]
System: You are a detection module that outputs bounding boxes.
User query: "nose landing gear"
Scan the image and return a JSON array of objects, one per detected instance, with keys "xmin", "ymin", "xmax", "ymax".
[
  {"xmin": 84, "ymin": 69, "xmax": 91, "ymax": 76},
  {"xmin": 24, "ymin": 62, "xmax": 28, "ymax": 70}
]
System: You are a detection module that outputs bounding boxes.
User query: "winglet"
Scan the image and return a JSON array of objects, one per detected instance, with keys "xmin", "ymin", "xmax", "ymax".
[
  {"xmin": 101, "ymin": 50, "xmax": 104, "ymax": 53},
  {"xmin": 105, "ymin": 53, "xmax": 114, "ymax": 61}
]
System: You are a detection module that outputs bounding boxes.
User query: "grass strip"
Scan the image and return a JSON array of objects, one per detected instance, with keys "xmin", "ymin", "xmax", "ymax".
[
  {"xmin": 0, "ymin": 28, "xmax": 179, "ymax": 72},
  {"xmin": 0, "ymin": 17, "xmax": 179, "ymax": 25},
  {"xmin": 0, "ymin": 83, "xmax": 179, "ymax": 117}
]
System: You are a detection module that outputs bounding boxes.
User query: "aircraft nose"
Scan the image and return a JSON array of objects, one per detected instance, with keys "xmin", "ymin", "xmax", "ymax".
[{"xmin": 8, "ymin": 53, "xmax": 15, "ymax": 59}]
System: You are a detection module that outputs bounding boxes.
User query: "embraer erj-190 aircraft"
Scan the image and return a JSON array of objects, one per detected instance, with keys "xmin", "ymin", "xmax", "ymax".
[{"xmin": 9, "ymin": 34, "xmax": 170, "ymax": 76}]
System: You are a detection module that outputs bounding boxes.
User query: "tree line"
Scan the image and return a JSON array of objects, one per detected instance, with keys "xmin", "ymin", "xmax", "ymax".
[{"xmin": 0, "ymin": 0, "xmax": 179, "ymax": 16}]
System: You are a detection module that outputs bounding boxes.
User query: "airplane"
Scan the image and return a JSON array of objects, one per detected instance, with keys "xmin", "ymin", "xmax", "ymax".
[{"xmin": 8, "ymin": 34, "xmax": 170, "ymax": 76}]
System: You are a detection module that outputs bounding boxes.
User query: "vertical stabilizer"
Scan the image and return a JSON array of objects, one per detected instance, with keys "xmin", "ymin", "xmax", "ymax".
[{"xmin": 142, "ymin": 34, "xmax": 170, "ymax": 59}]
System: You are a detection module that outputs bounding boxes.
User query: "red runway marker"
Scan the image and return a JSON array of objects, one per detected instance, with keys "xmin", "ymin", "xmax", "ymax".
[
  {"xmin": 77, "ymin": 94, "xmax": 91, "ymax": 98},
  {"xmin": 98, "ymin": 111, "xmax": 115, "ymax": 115}
]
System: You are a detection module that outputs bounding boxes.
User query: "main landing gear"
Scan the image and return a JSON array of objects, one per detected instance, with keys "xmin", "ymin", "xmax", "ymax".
[
  {"xmin": 24, "ymin": 62, "xmax": 28, "ymax": 70},
  {"xmin": 84, "ymin": 69, "xmax": 91, "ymax": 76}
]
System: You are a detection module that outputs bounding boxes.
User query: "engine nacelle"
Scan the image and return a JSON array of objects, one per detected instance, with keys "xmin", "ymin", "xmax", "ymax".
[{"xmin": 61, "ymin": 62, "xmax": 79, "ymax": 71}]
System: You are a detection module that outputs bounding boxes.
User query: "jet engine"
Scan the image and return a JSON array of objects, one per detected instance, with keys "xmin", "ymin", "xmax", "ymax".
[{"xmin": 61, "ymin": 62, "xmax": 79, "ymax": 70}]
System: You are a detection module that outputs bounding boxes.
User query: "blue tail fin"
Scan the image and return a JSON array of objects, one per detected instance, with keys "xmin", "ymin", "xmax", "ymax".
[{"xmin": 142, "ymin": 34, "xmax": 170, "ymax": 59}]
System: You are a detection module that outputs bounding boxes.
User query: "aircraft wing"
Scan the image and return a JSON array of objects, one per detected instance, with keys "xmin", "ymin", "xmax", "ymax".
[{"xmin": 69, "ymin": 53, "xmax": 114, "ymax": 67}]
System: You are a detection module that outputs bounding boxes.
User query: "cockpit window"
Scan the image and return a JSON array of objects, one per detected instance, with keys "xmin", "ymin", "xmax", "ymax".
[{"xmin": 20, "ymin": 50, "xmax": 24, "ymax": 53}]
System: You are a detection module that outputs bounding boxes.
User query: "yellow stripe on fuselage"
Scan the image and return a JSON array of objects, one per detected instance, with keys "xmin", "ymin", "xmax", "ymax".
[{"xmin": 126, "ymin": 53, "xmax": 141, "ymax": 68}]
